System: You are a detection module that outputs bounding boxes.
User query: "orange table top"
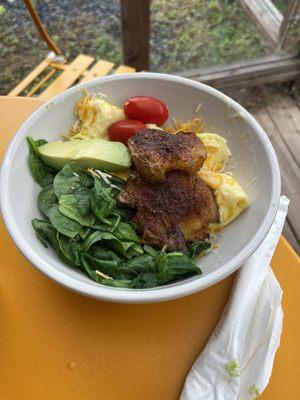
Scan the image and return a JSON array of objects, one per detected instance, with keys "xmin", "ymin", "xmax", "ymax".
[{"xmin": 0, "ymin": 96, "xmax": 299, "ymax": 400}]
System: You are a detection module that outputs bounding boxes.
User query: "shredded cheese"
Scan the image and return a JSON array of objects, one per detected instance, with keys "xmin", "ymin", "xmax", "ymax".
[
  {"xmin": 166, "ymin": 117, "xmax": 205, "ymax": 134},
  {"xmin": 95, "ymin": 270, "xmax": 113, "ymax": 280}
]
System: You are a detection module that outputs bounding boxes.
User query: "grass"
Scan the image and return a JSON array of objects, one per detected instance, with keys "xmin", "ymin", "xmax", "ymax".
[
  {"xmin": 0, "ymin": 0, "xmax": 273, "ymax": 94},
  {"xmin": 150, "ymin": 0, "xmax": 268, "ymax": 72},
  {"xmin": 272, "ymin": 0, "xmax": 289, "ymax": 13}
]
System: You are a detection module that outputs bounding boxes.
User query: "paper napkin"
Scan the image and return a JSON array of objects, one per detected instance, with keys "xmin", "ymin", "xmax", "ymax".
[{"xmin": 180, "ymin": 196, "xmax": 289, "ymax": 400}]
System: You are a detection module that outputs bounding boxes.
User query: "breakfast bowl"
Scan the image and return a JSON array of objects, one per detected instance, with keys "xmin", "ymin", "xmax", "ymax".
[{"xmin": 0, "ymin": 73, "xmax": 281, "ymax": 303}]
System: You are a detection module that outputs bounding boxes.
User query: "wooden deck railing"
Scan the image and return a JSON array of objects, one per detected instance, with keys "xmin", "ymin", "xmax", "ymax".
[{"xmin": 121, "ymin": 0, "xmax": 300, "ymax": 71}]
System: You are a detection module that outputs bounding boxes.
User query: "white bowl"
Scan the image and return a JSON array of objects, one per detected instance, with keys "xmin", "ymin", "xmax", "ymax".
[{"xmin": 0, "ymin": 73, "xmax": 281, "ymax": 303}]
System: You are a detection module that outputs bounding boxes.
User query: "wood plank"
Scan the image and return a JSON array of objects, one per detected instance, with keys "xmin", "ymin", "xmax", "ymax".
[
  {"xmin": 114, "ymin": 65, "xmax": 136, "ymax": 74},
  {"xmin": 222, "ymin": 70, "xmax": 300, "ymax": 88},
  {"xmin": 181, "ymin": 53, "xmax": 293, "ymax": 77},
  {"xmin": 26, "ymin": 69, "xmax": 57, "ymax": 97},
  {"xmin": 266, "ymin": 97, "xmax": 300, "ymax": 168},
  {"xmin": 39, "ymin": 55, "xmax": 94, "ymax": 98},
  {"xmin": 49, "ymin": 62, "xmax": 68, "ymax": 71},
  {"xmin": 182, "ymin": 56, "xmax": 300, "ymax": 84},
  {"xmin": 252, "ymin": 107, "xmax": 300, "ymax": 252},
  {"xmin": 80, "ymin": 60, "xmax": 114, "ymax": 82},
  {"xmin": 238, "ymin": 0, "xmax": 282, "ymax": 48},
  {"xmin": 280, "ymin": 0, "xmax": 300, "ymax": 50},
  {"xmin": 121, "ymin": 0, "xmax": 150, "ymax": 71},
  {"xmin": 8, "ymin": 59, "xmax": 51, "ymax": 96},
  {"xmin": 281, "ymin": 97, "xmax": 300, "ymax": 127},
  {"xmin": 179, "ymin": 54, "xmax": 300, "ymax": 90}
]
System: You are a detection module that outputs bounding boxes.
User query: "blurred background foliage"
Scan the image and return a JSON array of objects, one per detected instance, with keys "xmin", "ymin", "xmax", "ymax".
[{"xmin": 0, "ymin": 0, "xmax": 272, "ymax": 94}]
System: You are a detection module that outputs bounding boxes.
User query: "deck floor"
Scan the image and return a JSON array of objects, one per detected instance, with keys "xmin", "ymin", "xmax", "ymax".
[{"xmin": 251, "ymin": 96, "xmax": 300, "ymax": 254}]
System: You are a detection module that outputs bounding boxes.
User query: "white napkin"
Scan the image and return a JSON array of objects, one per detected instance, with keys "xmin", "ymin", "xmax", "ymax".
[{"xmin": 180, "ymin": 196, "xmax": 289, "ymax": 400}]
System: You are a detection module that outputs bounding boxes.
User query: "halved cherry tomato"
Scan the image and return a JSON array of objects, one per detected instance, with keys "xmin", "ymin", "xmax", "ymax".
[
  {"xmin": 108, "ymin": 119, "xmax": 146, "ymax": 145},
  {"xmin": 124, "ymin": 96, "xmax": 169, "ymax": 126}
]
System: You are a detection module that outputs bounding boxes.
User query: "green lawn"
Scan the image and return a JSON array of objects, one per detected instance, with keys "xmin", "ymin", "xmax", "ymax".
[{"xmin": 0, "ymin": 0, "xmax": 269, "ymax": 94}]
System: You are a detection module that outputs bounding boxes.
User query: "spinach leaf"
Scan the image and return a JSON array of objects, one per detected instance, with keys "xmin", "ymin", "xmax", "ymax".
[
  {"xmin": 32, "ymin": 219, "xmax": 61, "ymax": 254},
  {"xmin": 90, "ymin": 246, "xmax": 121, "ymax": 263},
  {"xmin": 80, "ymin": 253, "xmax": 122, "ymax": 279},
  {"xmin": 126, "ymin": 243, "xmax": 144, "ymax": 258},
  {"xmin": 91, "ymin": 213, "xmax": 121, "ymax": 233},
  {"xmin": 48, "ymin": 205, "xmax": 84, "ymax": 238},
  {"xmin": 79, "ymin": 227, "xmax": 92, "ymax": 240},
  {"xmin": 90, "ymin": 177, "xmax": 115, "ymax": 219},
  {"xmin": 27, "ymin": 137, "xmax": 56, "ymax": 187},
  {"xmin": 187, "ymin": 241, "xmax": 211, "ymax": 258},
  {"xmin": 59, "ymin": 194, "xmax": 95, "ymax": 226},
  {"xmin": 120, "ymin": 254, "xmax": 155, "ymax": 276},
  {"xmin": 156, "ymin": 252, "xmax": 201, "ymax": 285},
  {"xmin": 91, "ymin": 222, "xmax": 111, "ymax": 232},
  {"xmin": 33, "ymin": 221, "xmax": 80, "ymax": 267},
  {"xmin": 80, "ymin": 253, "xmax": 102, "ymax": 282},
  {"xmin": 53, "ymin": 162, "xmax": 93, "ymax": 199},
  {"xmin": 113, "ymin": 221, "xmax": 140, "ymax": 243},
  {"xmin": 132, "ymin": 271, "xmax": 159, "ymax": 288},
  {"xmin": 37, "ymin": 184, "xmax": 58, "ymax": 217},
  {"xmin": 31, "ymin": 160, "xmax": 207, "ymax": 289},
  {"xmin": 143, "ymin": 244, "xmax": 159, "ymax": 257},
  {"xmin": 82, "ymin": 231, "xmax": 143, "ymax": 258},
  {"xmin": 56, "ymin": 233, "xmax": 81, "ymax": 267},
  {"xmin": 80, "ymin": 254, "xmax": 132, "ymax": 287}
]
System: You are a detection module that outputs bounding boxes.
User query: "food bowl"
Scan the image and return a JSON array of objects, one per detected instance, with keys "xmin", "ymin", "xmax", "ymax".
[{"xmin": 0, "ymin": 73, "xmax": 281, "ymax": 303}]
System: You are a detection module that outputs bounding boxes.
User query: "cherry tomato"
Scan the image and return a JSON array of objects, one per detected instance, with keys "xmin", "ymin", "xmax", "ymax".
[
  {"xmin": 124, "ymin": 96, "xmax": 169, "ymax": 126},
  {"xmin": 108, "ymin": 119, "xmax": 146, "ymax": 145}
]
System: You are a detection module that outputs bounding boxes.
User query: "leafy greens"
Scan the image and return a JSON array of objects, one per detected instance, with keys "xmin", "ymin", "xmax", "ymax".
[{"xmin": 28, "ymin": 136, "xmax": 211, "ymax": 289}]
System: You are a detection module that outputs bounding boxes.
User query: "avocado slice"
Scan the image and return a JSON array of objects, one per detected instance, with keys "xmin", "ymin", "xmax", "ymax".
[{"xmin": 38, "ymin": 139, "xmax": 131, "ymax": 171}]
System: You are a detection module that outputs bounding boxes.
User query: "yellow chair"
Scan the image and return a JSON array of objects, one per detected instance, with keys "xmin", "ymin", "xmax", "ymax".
[{"xmin": 8, "ymin": 0, "xmax": 135, "ymax": 99}]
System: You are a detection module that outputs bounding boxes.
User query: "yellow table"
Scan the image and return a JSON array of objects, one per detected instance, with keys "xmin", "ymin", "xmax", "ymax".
[{"xmin": 0, "ymin": 97, "xmax": 299, "ymax": 400}]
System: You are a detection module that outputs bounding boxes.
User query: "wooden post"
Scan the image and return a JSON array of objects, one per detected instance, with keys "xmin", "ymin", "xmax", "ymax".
[
  {"xmin": 121, "ymin": 0, "xmax": 150, "ymax": 71},
  {"xmin": 280, "ymin": 0, "xmax": 300, "ymax": 51},
  {"xmin": 23, "ymin": 0, "xmax": 63, "ymax": 55},
  {"xmin": 238, "ymin": 0, "xmax": 283, "ymax": 49}
]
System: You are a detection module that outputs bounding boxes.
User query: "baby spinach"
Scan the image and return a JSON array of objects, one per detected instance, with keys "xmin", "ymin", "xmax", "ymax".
[
  {"xmin": 80, "ymin": 253, "xmax": 122, "ymax": 279},
  {"xmin": 56, "ymin": 233, "xmax": 81, "ymax": 267},
  {"xmin": 82, "ymin": 230, "xmax": 143, "ymax": 258},
  {"xmin": 90, "ymin": 177, "xmax": 116, "ymax": 219},
  {"xmin": 156, "ymin": 252, "xmax": 201, "ymax": 285},
  {"xmin": 48, "ymin": 205, "xmax": 84, "ymax": 238},
  {"xmin": 120, "ymin": 254, "xmax": 156, "ymax": 276},
  {"xmin": 27, "ymin": 137, "xmax": 56, "ymax": 187},
  {"xmin": 37, "ymin": 184, "xmax": 58, "ymax": 217},
  {"xmin": 59, "ymin": 194, "xmax": 95, "ymax": 227},
  {"xmin": 28, "ymin": 139, "xmax": 210, "ymax": 289},
  {"xmin": 32, "ymin": 219, "xmax": 61, "ymax": 255},
  {"xmin": 90, "ymin": 246, "xmax": 121, "ymax": 263},
  {"xmin": 187, "ymin": 241, "xmax": 211, "ymax": 259},
  {"xmin": 53, "ymin": 162, "xmax": 93, "ymax": 199},
  {"xmin": 113, "ymin": 221, "xmax": 140, "ymax": 243},
  {"xmin": 132, "ymin": 271, "xmax": 159, "ymax": 288}
]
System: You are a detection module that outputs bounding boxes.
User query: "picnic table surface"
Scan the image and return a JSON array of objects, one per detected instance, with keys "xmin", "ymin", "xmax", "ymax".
[{"xmin": 0, "ymin": 96, "xmax": 299, "ymax": 400}]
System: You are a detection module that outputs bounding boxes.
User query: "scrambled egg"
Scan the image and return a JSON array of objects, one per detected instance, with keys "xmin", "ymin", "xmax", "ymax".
[
  {"xmin": 198, "ymin": 133, "xmax": 231, "ymax": 172},
  {"xmin": 166, "ymin": 117, "xmax": 204, "ymax": 134},
  {"xmin": 68, "ymin": 95, "xmax": 125, "ymax": 140},
  {"xmin": 199, "ymin": 169, "xmax": 249, "ymax": 227},
  {"xmin": 194, "ymin": 131, "xmax": 248, "ymax": 228}
]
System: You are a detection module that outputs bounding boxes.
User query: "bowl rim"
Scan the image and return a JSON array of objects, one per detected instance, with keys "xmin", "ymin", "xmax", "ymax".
[{"xmin": 0, "ymin": 72, "xmax": 281, "ymax": 303}]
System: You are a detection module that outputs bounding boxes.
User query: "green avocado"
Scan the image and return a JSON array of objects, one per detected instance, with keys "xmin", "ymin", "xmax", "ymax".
[{"xmin": 38, "ymin": 139, "xmax": 131, "ymax": 171}]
